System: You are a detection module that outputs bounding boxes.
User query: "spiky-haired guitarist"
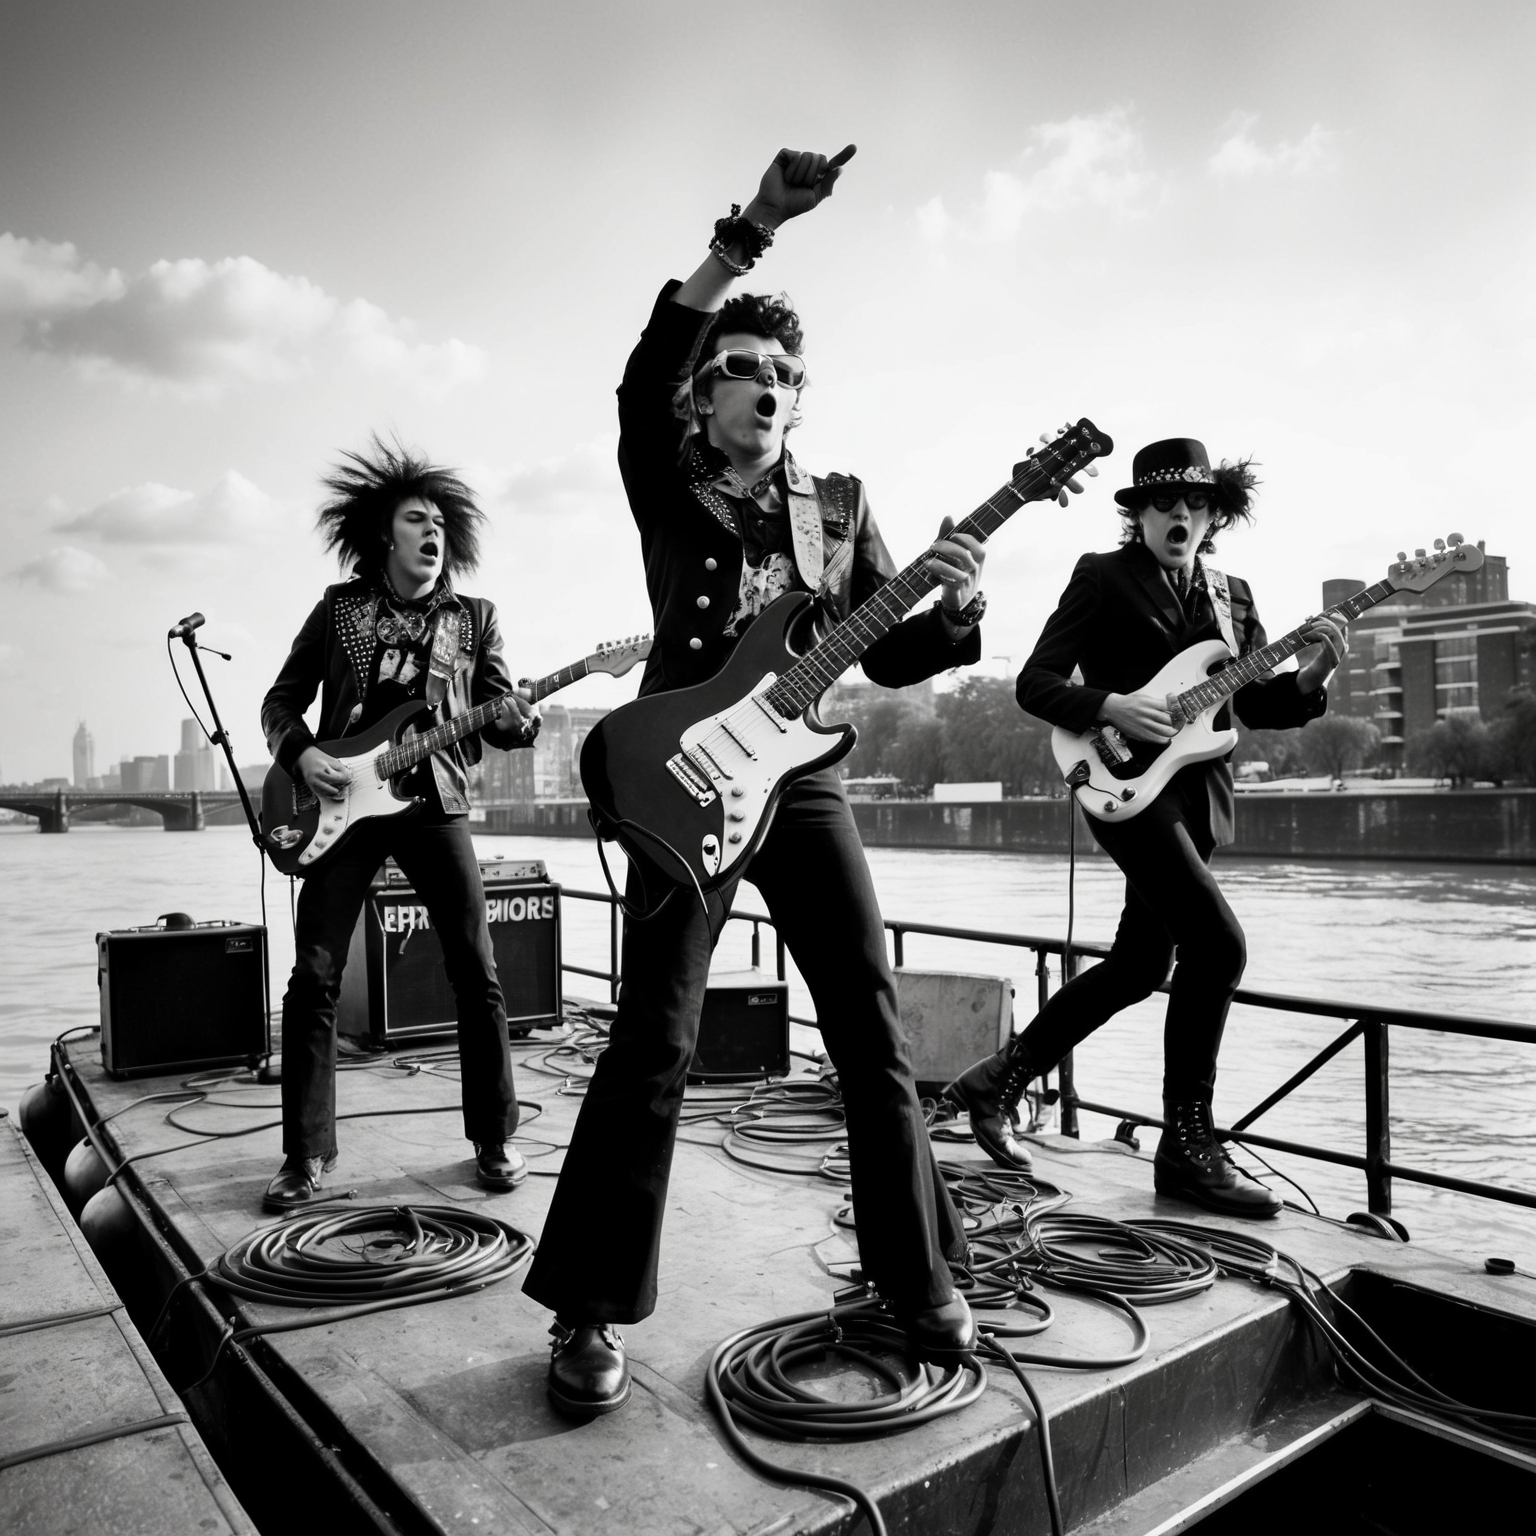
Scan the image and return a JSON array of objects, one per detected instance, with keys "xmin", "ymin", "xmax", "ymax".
[{"xmin": 259, "ymin": 438, "xmax": 540, "ymax": 1212}]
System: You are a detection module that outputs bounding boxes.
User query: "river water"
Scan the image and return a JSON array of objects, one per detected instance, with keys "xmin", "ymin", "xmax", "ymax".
[{"xmin": 2, "ymin": 823, "xmax": 1532, "ymax": 1267}]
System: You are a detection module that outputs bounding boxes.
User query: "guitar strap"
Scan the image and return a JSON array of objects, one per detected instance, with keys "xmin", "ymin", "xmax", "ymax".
[
  {"xmin": 425, "ymin": 608, "xmax": 462, "ymax": 707},
  {"xmin": 783, "ymin": 455, "xmax": 825, "ymax": 589},
  {"xmin": 1202, "ymin": 564, "xmax": 1240, "ymax": 656}
]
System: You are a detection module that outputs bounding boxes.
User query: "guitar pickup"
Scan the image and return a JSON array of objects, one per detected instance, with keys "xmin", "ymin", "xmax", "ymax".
[
  {"xmin": 667, "ymin": 753, "xmax": 718, "ymax": 806},
  {"xmin": 293, "ymin": 780, "xmax": 317, "ymax": 813}
]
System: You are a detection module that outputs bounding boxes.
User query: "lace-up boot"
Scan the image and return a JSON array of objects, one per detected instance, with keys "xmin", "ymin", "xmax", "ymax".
[
  {"xmin": 1153, "ymin": 1100, "xmax": 1281, "ymax": 1218},
  {"xmin": 943, "ymin": 1038, "xmax": 1038, "ymax": 1173}
]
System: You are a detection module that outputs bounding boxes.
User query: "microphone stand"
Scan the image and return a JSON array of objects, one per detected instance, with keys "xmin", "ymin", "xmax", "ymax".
[
  {"xmin": 177, "ymin": 630, "xmax": 264, "ymax": 852},
  {"xmin": 175, "ymin": 627, "xmax": 275, "ymax": 1061}
]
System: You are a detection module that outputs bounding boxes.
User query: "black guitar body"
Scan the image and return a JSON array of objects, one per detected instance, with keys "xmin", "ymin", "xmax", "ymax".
[{"xmin": 580, "ymin": 593, "xmax": 855, "ymax": 895}]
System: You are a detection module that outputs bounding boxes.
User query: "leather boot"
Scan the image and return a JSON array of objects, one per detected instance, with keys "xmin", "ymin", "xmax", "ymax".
[
  {"xmin": 474, "ymin": 1142, "xmax": 527, "ymax": 1191},
  {"xmin": 897, "ymin": 1290, "xmax": 978, "ymax": 1365},
  {"xmin": 263, "ymin": 1152, "xmax": 337, "ymax": 1212},
  {"xmin": 547, "ymin": 1322, "xmax": 631, "ymax": 1420},
  {"xmin": 1153, "ymin": 1101, "xmax": 1281, "ymax": 1219},
  {"xmin": 943, "ymin": 1038, "xmax": 1038, "ymax": 1173}
]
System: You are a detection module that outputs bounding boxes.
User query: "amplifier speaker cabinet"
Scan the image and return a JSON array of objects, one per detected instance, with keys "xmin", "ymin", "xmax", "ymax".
[
  {"xmin": 895, "ymin": 969, "xmax": 1014, "ymax": 1097},
  {"xmin": 337, "ymin": 858, "xmax": 562, "ymax": 1046},
  {"xmin": 97, "ymin": 921, "xmax": 269, "ymax": 1079},
  {"xmin": 688, "ymin": 968, "xmax": 790, "ymax": 1083}
]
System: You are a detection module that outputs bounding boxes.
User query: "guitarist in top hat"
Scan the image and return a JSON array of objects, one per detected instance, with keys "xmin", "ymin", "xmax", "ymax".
[
  {"xmin": 523, "ymin": 146, "xmax": 1086, "ymax": 1418},
  {"xmin": 946, "ymin": 438, "xmax": 1346, "ymax": 1217},
  {"xmin": 259, "ymin": 438, "xmax": 540, "ymax": 1211}
]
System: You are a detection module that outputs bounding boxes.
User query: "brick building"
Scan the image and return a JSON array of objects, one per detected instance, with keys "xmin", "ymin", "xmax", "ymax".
[{"xmin": 1324, "ymin": 545, "xmax": 1536, "ymax": 768}]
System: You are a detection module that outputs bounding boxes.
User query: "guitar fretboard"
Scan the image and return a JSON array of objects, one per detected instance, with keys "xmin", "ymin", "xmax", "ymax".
[
  {"xmin": 761, "ymin": 431, "xmax": 1103, "ymax": 717},
  {"xmin": 1175, "ymin": 578, "xmax": 1395, "ymax": 716},
  {"xmin": 372, "ymin": 659, "xmax": 592, "ymax": 780}
]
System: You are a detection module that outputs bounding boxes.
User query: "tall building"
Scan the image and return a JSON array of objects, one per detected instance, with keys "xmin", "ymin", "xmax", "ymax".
[
  {"xmin": 532, "ymin": 705, "xmax": 610, "ymax": 799},
  {"xmin": 479, "ymin": 743, "xmax": 537, "ymax": 803},
  {"xmin": 72, "ymin": 722, "xmax": 94, "ymax": 787},
  {"xmin": 174, "ymin": 718, "xmax": 218, "ymax": 791},
  {"xmin": 121, "ymin": 755, "xmax": 171, "ymax": 792},
  {"xmin": 1324, "ymin": 546, "xmax": 1536, "ymax": 767}
]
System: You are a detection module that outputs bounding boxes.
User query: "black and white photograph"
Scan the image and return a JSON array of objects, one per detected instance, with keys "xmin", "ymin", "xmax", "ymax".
[{"xmin": 1, "ymin": 4, "xmax": 1532, "ymax": 1532}]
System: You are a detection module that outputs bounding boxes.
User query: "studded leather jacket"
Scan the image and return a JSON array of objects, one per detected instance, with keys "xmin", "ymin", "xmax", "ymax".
[{"xmin": 262, "ymin": 577, "xmax": 530, "ymax": 816}]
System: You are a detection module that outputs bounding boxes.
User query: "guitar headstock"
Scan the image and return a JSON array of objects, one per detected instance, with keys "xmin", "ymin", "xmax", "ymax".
[
  {"xmin": 1385, "ymin": 534, "xmax": 1484, "ymax": 594},
  {"xmin": 1012, "ymin": 418, "xmax": 1114, "ymax": 502},
  {"xmin": 590, "ymin": 634, "xmax": 653, "ymax": 678}
]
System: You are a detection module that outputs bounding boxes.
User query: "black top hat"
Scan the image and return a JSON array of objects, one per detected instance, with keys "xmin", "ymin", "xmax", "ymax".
[{"xmin": 1113, "ymin": 438, "xmax": 1216, "ymax": 509}]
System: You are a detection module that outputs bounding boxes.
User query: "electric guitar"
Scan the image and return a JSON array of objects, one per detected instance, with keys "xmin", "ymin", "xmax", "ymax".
[
  {"xmin": 1053, "ymin": 535, "xmax": 1484, "ymax": 822},
  {"xmin": 261, "ymin": 634, "xmax": 651, "ymax": 876},
  {"xmin": 580, "ymin": 418, "xmax": 1113, "ymax": 895}
]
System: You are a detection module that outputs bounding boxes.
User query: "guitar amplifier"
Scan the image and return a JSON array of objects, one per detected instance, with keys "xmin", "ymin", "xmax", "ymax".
[
  {"xmin": 688, "ymin": 968, "xmax": 790, "ymax": 1083},
  {"xmin": 97, "ymin": 920, "xmax": 269, "ymax": 1079},
  {"xmin": 337, "ymin": 858, "xmax": 562, "ymax": 1046},
  {"xmin": 895, "ymin": 970, "xmax": 1014, "ymax": 1097}
]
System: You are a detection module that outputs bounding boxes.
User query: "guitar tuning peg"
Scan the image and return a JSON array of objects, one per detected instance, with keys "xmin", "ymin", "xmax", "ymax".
[
  {"xmin": 1414, "ymin": 548, "xmax": 1427, "ymax": 559},
  {"xmin": 1433, "ymin": 538, "xmax": 1446, "ymax": 551},
  {"xmin": 1447, "ymin": 532, "xmax": 1464, "ymax": 546},
  {"xmin": 1396, "ymin": 551, "xmax": 1407, "ymax": 562},
  {"xmin": 1038, "ymin": 433, "xmax": 1050, "ymax": 445}
]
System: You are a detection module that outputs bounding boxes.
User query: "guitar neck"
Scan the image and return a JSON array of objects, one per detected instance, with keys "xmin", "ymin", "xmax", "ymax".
[
  {"xmin": 1176, "ymin": 577, "xmax": 1398, "ymax": 714},
  {"xmin": 761, "ymin": 459, "xmax": 1057, "ymax": 718},
  {"xmin": 375, "ymin": 659, "xmax": 586, "ymax": 779}
]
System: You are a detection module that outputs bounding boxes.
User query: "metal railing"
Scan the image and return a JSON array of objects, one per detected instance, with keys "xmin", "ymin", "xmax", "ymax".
[{"xmin": 558, "ymin": 885, "xmax": 1536, "ymax": 1219}]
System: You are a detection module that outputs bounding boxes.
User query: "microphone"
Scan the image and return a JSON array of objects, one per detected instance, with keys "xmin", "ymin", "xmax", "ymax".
[{"xmin": 168, "ymin": 612, "xmax": 206, "ymax": 640}]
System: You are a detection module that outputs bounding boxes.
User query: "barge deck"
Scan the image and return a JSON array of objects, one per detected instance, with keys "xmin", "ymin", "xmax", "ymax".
[
  {"xmin": 29, "ymin": 1023, "xmax": 1536, "ymax": 1535},
  {"xmin": 0, "ymin": 1111, "xmax": 255, "ymax": 1534}
]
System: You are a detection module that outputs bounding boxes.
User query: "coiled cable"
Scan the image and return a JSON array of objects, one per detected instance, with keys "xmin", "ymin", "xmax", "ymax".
[{"xmin": 179, "ymin": 1204, "xmax": 534, "ymax": 1391}]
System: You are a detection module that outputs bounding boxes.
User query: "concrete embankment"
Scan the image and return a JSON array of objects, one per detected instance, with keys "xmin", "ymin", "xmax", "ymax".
[{"xmin": 483, "ymin": 788, "xmax": 1536, "ymax": 863}]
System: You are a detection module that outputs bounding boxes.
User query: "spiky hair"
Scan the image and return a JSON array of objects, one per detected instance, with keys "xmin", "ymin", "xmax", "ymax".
[
  {"xmin": 1120, "ymin": 456, "xmax": 1260, "ymax": 553},
  {"xmin": 317, "ymin": 435, "xmax": 485, "ymax": 578}
]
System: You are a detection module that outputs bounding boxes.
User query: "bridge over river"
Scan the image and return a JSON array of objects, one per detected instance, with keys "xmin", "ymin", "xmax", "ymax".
[{"xmin": 0, "ymin": 788, "xmax": 250, "ymax": 832}]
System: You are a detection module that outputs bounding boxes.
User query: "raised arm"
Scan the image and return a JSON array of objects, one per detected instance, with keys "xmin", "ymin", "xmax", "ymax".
[{"xmin": 673, "ymin": 145, "xmax": 857, "ymax": 315}]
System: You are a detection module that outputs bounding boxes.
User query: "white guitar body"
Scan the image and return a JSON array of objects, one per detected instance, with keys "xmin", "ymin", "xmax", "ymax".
[
  {"xmin": 1051, "ymin": 639, "xmax": 1239, "ymax": 824},
  {"xmin": 297, "ymin": 741, "xmax": 416, "ymax": 869}
]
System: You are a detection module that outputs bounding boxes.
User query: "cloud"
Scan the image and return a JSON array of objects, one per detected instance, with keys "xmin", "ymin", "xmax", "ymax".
[
  {"xmin": 494, "ymin": 437, "xmax": 624, "ymax": 519},
  {"xmin": 0, "ymin": 236, "xmax": 486, "ymax": 397},
  {"xmin": 919, "ymin": 108, "xmax": 1157, "ymax": 242},
  {"xmin": 58, "ymin": 470, "xmax": 284, "ymax": 545},
  {"xmin": 1208, "ymin": 114, "xmax": 1336, "ymax": 179},
  {"xmin": 11, "ymin": 546, "xmax": 111, "ymax": 592}
]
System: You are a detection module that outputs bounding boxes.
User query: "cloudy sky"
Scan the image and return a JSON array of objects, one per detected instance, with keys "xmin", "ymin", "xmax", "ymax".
[{"xmin": 1, "ymin": 1, "xmax": 1531, "ymax": 782}]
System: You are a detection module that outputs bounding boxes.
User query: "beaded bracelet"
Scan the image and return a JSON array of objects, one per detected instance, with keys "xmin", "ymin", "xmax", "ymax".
[{"xmin": 709, "ymin": 203, "xmax": 775, "ymax": 273}]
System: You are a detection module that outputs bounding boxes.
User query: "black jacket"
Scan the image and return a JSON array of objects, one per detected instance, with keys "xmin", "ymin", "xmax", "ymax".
[
  {"xmin": 262, "ymin": 579, "xmax": 528, "ymax": 816},
  {"xmin": 617, "ymin": 282, "xmax": 981, "ymax": 697},
  {"xmin": 1017, "ymin": 541, "xmax": 1326, "ymax": 843}
]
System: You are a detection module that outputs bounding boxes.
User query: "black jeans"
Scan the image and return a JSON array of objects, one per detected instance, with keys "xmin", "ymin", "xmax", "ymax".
[
  {"xmin": 280, "ymin": 813, "xmax": 517, "ymax": 1161},
  {"xmin": 523, "ymin": 768, "xmax": 967, "ymax": 1324},
  {"xmin": 1017, "ymin": 779, "xmax": 1246, "ymax": 1103}
]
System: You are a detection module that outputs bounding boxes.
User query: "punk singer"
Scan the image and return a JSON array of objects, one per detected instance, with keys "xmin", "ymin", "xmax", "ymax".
[
  {"xmin": 523, "ymin": 145, "xmax": 1084, "ymax": 1418},
  {"xmin": 946, "ymin": 438, "xmax": 1346, "ymax": 1218},
  {"xmin": 260, "ymin": 439, "xmax": 540, "ymax": 1212}
]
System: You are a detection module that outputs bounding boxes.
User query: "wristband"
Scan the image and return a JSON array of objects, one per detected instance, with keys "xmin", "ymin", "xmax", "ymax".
[{"xmin": 940, "ymin": 590, "xmax": 986, "ymax": 628}]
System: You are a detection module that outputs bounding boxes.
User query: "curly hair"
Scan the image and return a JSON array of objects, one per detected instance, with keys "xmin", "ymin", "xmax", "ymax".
[
  {"xmin": 701, "ymin": 291, "xmax": 804, "ymax": 358},
  {"xmin": 317, "ymin": 435, "xmax": 485, "ymax": 578},
  {"xmin": 1119, "ymin": 457, "xmax": 1260, "ymax": 554}
]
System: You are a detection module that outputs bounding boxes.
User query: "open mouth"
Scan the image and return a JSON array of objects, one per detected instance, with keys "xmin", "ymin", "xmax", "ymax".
[
  {"xmin": 755, "ymin": 392, "xmax": 777, "ymax": 420},
  {"xmin": 421, "ymin": 542, "xmax": 440, "ymax": 561},
  {"xmin": 1167, "ymin": 525, "xmax": 1189, "ymax": 546}
]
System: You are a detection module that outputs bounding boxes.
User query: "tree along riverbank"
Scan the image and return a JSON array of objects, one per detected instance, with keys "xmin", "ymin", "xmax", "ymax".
[{"xmin": 482, "ymin": 787, "xmax": 1536, "ymax": 863}]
